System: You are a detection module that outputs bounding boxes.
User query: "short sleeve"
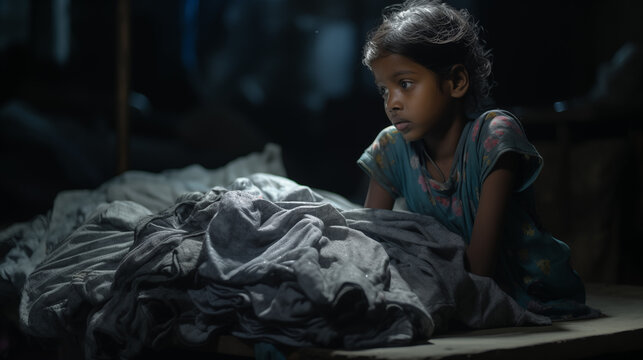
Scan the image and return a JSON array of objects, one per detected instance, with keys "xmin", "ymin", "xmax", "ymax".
[
  {"xmin": 474, "ymin": 110, "xmax": 543, "ymax": 192},
  {"xmin": 357, "ymin": 126, "xmax": 405, "ymax": 198}
]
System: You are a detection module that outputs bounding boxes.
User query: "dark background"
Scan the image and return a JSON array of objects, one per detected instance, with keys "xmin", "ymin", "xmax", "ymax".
[{"xmin": 1, "ymin": 0, "xmax": 642, "ymax": 285}]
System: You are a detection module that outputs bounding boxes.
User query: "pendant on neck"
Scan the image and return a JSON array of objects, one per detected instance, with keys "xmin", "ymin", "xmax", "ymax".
[{"xmin": 423, "ymin": 148, "xmax": 447, "ymax": 183}]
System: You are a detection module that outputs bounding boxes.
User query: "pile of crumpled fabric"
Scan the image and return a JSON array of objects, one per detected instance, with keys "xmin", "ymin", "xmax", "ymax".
[{"xmin": 17, "ymin": 173, "xmax": 548, "ymax": 359}]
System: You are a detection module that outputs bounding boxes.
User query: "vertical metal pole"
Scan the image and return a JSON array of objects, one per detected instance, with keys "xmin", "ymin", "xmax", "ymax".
[{"xmin": 116, "ymin": 0, "xmax": 130, "ymax": 174}]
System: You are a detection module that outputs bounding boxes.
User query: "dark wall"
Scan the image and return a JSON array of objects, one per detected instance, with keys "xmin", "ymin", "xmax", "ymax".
[{"xmin": 1, "ymin": 0, "xmax": 641, "ymax": 282}]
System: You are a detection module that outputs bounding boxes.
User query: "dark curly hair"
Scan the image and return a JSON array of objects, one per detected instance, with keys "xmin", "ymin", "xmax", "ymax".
[{"xmin": 363, "ymin": 0, "xmax": 493, "ymax": 113}]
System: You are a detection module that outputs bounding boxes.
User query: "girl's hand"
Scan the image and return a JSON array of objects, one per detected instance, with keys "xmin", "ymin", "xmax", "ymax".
[{"xmin": 467, "ymin": 152, "xmax": 519, "ymax": 277}]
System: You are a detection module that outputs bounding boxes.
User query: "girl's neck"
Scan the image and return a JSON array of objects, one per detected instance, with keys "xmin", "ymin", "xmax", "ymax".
[{"xmin": 422, "ymin": 109, "xmax": 467, "ymax": 162}]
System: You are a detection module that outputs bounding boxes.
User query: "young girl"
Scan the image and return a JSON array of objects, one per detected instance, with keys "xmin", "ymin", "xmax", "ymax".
[{"xmin": 358, "ymin": 0, "xmax": 591, "ymax": 318}]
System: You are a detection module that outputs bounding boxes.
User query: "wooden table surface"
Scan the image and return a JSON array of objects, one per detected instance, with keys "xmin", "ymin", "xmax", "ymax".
[{"xmin": 215, "ymin": 283, "xmax": 643, "ymax": 359}]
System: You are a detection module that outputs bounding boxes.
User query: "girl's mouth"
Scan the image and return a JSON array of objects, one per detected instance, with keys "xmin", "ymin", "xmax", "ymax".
[{"xmin": 394, "ymin": 121, "xmax": 411, "ymax": 131}]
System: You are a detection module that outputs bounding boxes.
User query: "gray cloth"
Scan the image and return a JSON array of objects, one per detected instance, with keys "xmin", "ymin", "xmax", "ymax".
[
  {"xmin": 19, "ymin": 200, "xmax": 152, "ymax": 338},
  {"xmin": 85, "ymin": 191, "xmax": 209, "ymax": 359},
  {"xmin": 345, "ymin": 209, "xmax": 548, "ymax": 330},
  {"xmin": 18, "ymin": 174, "xmax": 549, "ymax": 359},
  {"xmin": 82, "ymin": 175, "xmax": 547, "ymax": 358},
  {"xmin": 188, "ymin": 191, "xmax": 434, "ymax": 349},
  {"xmin": 0, "ymin": 143, "xmax": 286, "ymax": 299}
]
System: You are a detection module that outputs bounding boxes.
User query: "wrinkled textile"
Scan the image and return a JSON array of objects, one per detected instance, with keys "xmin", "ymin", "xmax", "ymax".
[
  {"xmin": 19, "ymin": 201, "xmax": 152, "ymax": 338},
  {"xmin": 85, "ymin": 191, "xmax": 210, "ymax": 359},
  {"xmin": 345, "ymin": 210, "xmax": 548, "ymax": 330},
  {"xmin": 18, "ymin": 174, "xmax": 549, "ymax": 359},
  {"xmin": 0, "ymin": 143, "xmax": 286, "ymax": 300},
  {"xmin": 189, "ymin": 191, "xmax": 433, "ymax": 349},
  {"xmin": 82, "ymin": 175, "xmax": 547, "ymax": 358}
]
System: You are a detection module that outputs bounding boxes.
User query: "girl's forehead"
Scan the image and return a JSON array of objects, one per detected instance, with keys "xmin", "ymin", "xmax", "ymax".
[{"xmin": 371, "ymin": 54, "xmax": 425, "ymax": 79}]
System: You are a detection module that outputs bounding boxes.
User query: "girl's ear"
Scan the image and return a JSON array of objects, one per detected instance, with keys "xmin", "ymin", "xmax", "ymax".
[{"xmin": 448, "ymin": 64, "xmax": 469, "ymax": 99}]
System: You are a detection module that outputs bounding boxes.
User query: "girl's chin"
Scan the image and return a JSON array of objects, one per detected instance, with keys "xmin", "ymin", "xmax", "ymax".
[{"xmin": 400, "ymin": 130, "xmax": 423, "ymax": 142}]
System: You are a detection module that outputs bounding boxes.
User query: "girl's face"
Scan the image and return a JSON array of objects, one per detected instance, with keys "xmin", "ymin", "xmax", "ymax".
[{"xmin": 371, "ymin": 54, "xmax": 453, "ymax": 142}]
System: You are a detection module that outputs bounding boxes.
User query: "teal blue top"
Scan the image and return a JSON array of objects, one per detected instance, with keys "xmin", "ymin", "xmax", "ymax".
[{"xmin": 358, "ymin": 109, "xmax": 589, "ymax": 318}]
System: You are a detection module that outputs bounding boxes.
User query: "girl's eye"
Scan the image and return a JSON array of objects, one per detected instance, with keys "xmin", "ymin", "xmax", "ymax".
[
  {"xmin": 400, "ymin": 80, "xmax": 412, "ymax": 89},
  {"xmin": 378, "ymin": 86, "xmax": 388, "ymax": 98}
]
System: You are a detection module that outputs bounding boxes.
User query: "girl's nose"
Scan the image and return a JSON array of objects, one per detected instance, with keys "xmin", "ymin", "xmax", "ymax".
[{"xmin": 386, "ymin": 92, "xmax": 402, "ymax": 113}]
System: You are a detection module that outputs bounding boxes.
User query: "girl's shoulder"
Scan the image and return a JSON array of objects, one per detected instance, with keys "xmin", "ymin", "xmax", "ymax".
[
  {"xmin": 469, "ymin": 109, "xmax": 543, "ymax": 191},
  {"xmin": 471, "ymin": 109, "xmax": 528, "ymax": 144},
  {"xmin": 476, "ymin": 109, "xmax": 523, "ymax": 126}
]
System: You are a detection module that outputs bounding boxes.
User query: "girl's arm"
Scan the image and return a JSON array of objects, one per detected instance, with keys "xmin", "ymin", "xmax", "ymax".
[
  {"xmin": 364, "ymin": 178, "xmax": 395, "ymax": 210},
  {"xmin": 467, "ymin": 152, "xmax": 518, "ymax": 277}
]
